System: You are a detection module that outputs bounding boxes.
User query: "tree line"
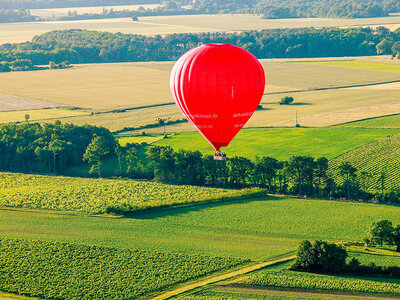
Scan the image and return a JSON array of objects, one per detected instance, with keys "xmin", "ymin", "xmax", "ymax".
[
  {"xmin": 1, "ymin": 122, "xmax": 399, "ymax": 204},
  {"xmin": 0, "ymin": 27, "xmax": 399, "ymax": 70}
]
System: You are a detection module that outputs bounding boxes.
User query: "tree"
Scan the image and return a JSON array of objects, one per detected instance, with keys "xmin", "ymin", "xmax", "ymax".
[
  {"xmin": 24, "ymin": 114, "xmax": 30, "ymax": 123},
  {"xmin": 288, "ymin": 156, "xmax": 314, "ymax": 195},
  {"xmin": 227, "ymin": 156, "xmax": 254, "ymax": 188},
  {"xmin": 291, "ymin": 240, "xmax": 348, "ymax": 273},
  {"xmin": 378, "ymin": 169, "xmax": 386, "ymax": 201},
  {"xmin": 338, "ymin": 161, "xmax": 357, "ymax": 199},
  {"xmin": 393, "ymin": 225, "xmax": 400, "ymax": 252},
  {"xmin": 369, "ymin": 220, "xmax": 394, "ymax": 246},
  {"xmin": 280, "ymin": 96, "xmax": 294, "ymax": 105},
  {"xmin": 314, "ymin": 157, "xmax": 328, "ymax": 196},
  {"xmin": 82, "ymin": 135, "xmax": 111, "ymax": 177},
  {"xmin": 255, "ymin": 156, "xmax": 279, "ymax": 191},
  {"xmin": 48, "ymin": 138, "xmax": 67, "ymax": 174}
]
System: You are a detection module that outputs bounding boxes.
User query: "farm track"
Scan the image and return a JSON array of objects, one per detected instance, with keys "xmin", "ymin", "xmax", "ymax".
[
  {"xmin": 152, "ymin": 255, "xmax": 296, "ymax": 300},
  {"xmin": 209, "ymin": 285, "xmax": 400, "ymax": 300}
]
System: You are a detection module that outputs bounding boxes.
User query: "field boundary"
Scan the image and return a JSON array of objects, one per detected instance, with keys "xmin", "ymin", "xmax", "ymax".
[{"xmin": 152, "ymin": 255, "xmax": 296, "ymax": 300}]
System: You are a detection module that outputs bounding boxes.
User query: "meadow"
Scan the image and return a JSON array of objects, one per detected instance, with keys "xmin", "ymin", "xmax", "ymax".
[
  {"xmin": 0, "ymin": 94, "xmax": 59, "ymax": 111},
  {"xmin": 1, "ymin": 197, "xmax": 399, "ymax": 260},
  {"xmin": 329, "ymin": 132, "xmax": 400, "ymax": 190},
  {"xmin": 154, "ymin": 128, "xmax": 396, "ymax": 160},
  {"xmin": 0, "ymin": 238, "xmax": 246, "ymax": 299},
  {"xmin": 0, "ymin": 172, "xmax": 261, "ymax": 214},
  {"xmin": 1, "ymin": 14, "xmax": 400, "ymax": 44}
]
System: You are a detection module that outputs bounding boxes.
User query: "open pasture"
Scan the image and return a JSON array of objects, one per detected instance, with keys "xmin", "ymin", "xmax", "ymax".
[
  {"xmin": 1, "ymin": 197, "xmax": 399, "ymax": 260},
  {"xmin": 329, "ymin": 133, "xmax": 400, "ymax": 191},
  {"xmin": 1, "ymin": 14, "xmax": 400, "ymax": 44},
  {"xmin": 154, "ymin": 128, "xmax": 396, "ymax": 160}
]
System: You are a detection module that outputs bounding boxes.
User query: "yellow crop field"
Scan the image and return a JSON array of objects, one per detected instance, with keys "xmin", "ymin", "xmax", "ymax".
[
  {"xmin": 0, "ymin": 108, "xmax": 88, "ymax": 123},
  {"xmin": 1, "ymin": 14, "xmax": 400, "ymax": 44},
  {"xmin": 1, "ymin": 57, "xmax": 400, "ymax": 129},
  {"xmin": 30, "ymin": 4, "xmax": 162, "ymax": 18}
]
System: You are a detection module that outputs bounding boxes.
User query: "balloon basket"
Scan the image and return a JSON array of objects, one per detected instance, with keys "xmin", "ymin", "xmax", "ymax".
[{"xmin": 213, "ymin": 151, "xmax": 226, "ymax": 161}]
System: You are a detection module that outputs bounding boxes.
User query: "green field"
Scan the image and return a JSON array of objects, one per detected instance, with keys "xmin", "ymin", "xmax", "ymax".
[
  {"xmin": 339, "ymin": 114, "xmax": 400, "ymax": 128},
  {"xmin": 299, "ymin": 60, "xmax": 400, "ymax": 73},
  {"xmin": 234, "ymin": 258, "xmax": 400, "ymax": 296},
  {"xmin": 118, "ymin": 134, "xmax": 165, "ymax": 145},
  {"xmin": 329, "ymin": 132, "xmax": 400, "ymax": 191},
  {"xmin": 0, "ymin": 172, "xmax": 261, "ymax": 214},
  {"xmin": 0, "ymin": 238, "xmax": 246, "ymax": 299},
  {"xmin": 154, "ymin": 128, "xmax": 397, "ymax": 160},
  {"xmin": 1, "ymin": 197, "xmax": 399, "ymax": 260}
]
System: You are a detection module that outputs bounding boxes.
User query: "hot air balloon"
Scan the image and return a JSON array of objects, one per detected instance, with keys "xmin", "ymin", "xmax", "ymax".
[{"xmin": 170, "ymin": 43, "xmax": 265, "ymax": 160}]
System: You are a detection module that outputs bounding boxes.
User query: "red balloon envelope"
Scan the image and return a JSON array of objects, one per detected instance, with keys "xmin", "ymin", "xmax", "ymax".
[{"xmin": 170, "ymin": 43, "xmax": 265, "ymax": 151}]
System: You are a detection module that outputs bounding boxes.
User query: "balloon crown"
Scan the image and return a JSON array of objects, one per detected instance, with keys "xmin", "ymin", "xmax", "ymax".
[{"xmin": 204, "ymin": 43, "xmax": 230, "ymax": 47}]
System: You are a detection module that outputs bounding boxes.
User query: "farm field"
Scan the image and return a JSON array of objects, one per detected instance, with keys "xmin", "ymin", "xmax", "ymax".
[
  {"xmin": 154, "ymin": 128, "xmax": 397, "ymax": 160},
  {"xmin": 0, "ymin": 108, "xmax": 88, "ymax": 123},
  {"xmin": 233, "ymin": 258, "xmax": 400, "ymax": 296},
  {"xmin": 299, "ymin": 60, "xmax": 400, "ymax": 73},
  {"xmin": 1, "ymin": 14, "xmax": 400, "ymax": 44},
  {"xmin": 338, "ymin": 113, "xmax": 400, "ymax": 128},
  {"xmin": 0, "ymin": 172, "xmax": 260, "ymax": 214},
  {"xmin": 0, "ymin": 238, "xmax": 246, "ymax": 299},
  {"xmin": 2, "ymin": 58, "xmax": 400, "ymax": 129},
  {"xmin": 329, "ymin": 132, "xmax": 400, "ymax": 190},
  {"xmin": 30, "ymin": 4, "xmax": 162, "ymax": 18},
  {"xmin": 0, "ymin": 94, "xmax": 59, "ymax": 111},
  {"xmin": 0, "ymin": 197, "xmax": 398, "ymax": 260}
]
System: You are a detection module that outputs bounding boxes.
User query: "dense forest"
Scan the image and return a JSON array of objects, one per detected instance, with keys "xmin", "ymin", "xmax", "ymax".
[
  {"xmin": 0, "ymin": 27, "xmax": 399, "ymax": 68},
  {"xmin": 0, "ymin": 122, "xmax": 399, "ymax": 203}
]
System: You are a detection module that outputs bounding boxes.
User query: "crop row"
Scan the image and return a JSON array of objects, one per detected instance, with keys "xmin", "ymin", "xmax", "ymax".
[
  {"xmin": 329, "ymin": 133, "xmax": 400, "ymax": 191},
  {"xmin": 0, "ymin": 172, "xmax": 263, "ymax": 214},
  {"xmin": 0, "ymin": 238, "xmax": 248, "ymax": 299},
  {"xmin": 236, "ymin": 262, "xmax": 400, "ymax": 295}
]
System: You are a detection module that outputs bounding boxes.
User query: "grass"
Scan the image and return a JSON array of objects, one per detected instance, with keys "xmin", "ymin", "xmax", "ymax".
[
  {"xmin": 0, "ymin": 108, "xmax": 87, "ymax": 123},
  {"xmin": 298, "ymin": 60, "xmax": 400, "ymax": 74},
  {"xmin": 1, "ymin": 197, "xmax": 399, "ymax": 260},
  {"xmin": 0, "ymin": 237, "xmax": 246, "ymax": 300},
  {"xmin": 0, "ymin": 172, "xmax": 262, "ymax": 214},
  {"xmin": 338, "ymin": 114, "xmax": 400, "ymax": 128},
  {"xmin": 234, "ymin": 257, "xmax": 400, "ymax": 296},
  {"xmin": 2, "ymin": 14, "xmax": 400, "ymax": 44},
  {"xmin": 329, "ymin": 132, "xmax": 400, "ymax": 190},
  {"xmin": 118, "ymin": 134, "xmax": 165, "ymax": 145},
  {"xmin": 154, "ymin": 128, "xmax": 397, "ymax": 160}
]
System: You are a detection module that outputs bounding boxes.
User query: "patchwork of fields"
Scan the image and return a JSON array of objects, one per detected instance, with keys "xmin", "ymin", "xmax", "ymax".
[
  {"xmin": 1, "ymin": 14, "xmax": 400, "ymax": 44},
  {"xmin": 2, "ymin": 58, "xmax": 400, "ymax": 131}
]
